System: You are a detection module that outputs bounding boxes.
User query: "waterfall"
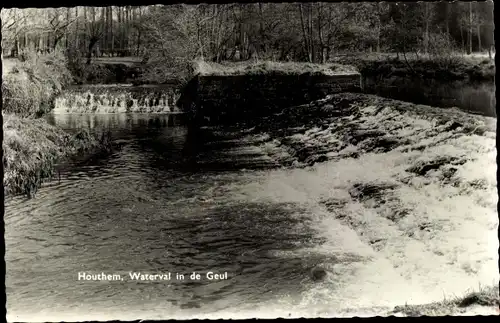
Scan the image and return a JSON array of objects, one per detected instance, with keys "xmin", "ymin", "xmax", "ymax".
[{"xmin": 53, "ymin": 86, "xmax": 182, "ymax": 114}]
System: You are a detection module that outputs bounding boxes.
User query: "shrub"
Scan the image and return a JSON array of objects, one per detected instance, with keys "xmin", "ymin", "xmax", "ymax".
[
  {"xmin": 3, "ymin": 113, "xmax": 112, "ymax": 198},
  {"xmin": 2, "ymin": 48, "xmax": 73, "ymax": 117},
  {"xmin": 67, "ymin": 55, "xmax": 114, "ymax": 84},
  {"xmin": 138, "ymin": 58, "xmax": 194, "ymax": 85},
  {"xmin": 425, "ymin": 32, "xmax": 461, "ymax": 69}
]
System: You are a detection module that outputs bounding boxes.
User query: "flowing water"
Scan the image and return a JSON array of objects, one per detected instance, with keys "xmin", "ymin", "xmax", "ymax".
[
  {"xmin": 5, "ymin": 83, "xmax": 498, "ymax": 321},
  {"xmin": 4, "ymin": 113, "xmax": 364, "ymax": 320}
]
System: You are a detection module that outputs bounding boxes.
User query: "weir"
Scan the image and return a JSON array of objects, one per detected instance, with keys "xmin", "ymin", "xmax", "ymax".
[
  {"xmin": 178, "ymin": 70, "xmax": 362, "ymax": 125},
  {"xmin": 53, "ymin": 85, "xmax": 182, "ymax": 114}
]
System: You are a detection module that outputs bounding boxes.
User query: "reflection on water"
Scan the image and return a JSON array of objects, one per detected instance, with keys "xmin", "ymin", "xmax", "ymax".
[
  {"xmin": 45, "ymin": 113, "xmax": 188, "ymax": 132},
  {"xmin": 362, "ymin": 76, "xmax": 496, "ymax": 117}
]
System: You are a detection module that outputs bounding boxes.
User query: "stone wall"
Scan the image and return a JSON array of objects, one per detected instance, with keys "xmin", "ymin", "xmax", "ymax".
[{"xmin": 177, "ymin": 73, "xmax": 361, "ymax": 125}]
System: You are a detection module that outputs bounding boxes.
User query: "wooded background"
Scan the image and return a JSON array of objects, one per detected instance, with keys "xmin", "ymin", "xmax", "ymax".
[{"xmin": 1, "ymin": 2, "xmax": 495, "ymax": 65}]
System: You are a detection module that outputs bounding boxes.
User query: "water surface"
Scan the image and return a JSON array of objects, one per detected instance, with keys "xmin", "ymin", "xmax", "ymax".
[
  {"xmin": 5, "ymin": 81, "xmax": 497, "ymax": 320},
  {"xmin": 6, "ymin": 114, "xmax": 380, "ymax": 321},
  {"xmin": 362, "ymin": 76, "xmax": 496, "ymax": 117}
]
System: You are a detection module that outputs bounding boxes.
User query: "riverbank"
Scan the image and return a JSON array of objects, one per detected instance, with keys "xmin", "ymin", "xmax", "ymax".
[
  {"xmin": 2, "ymin": 113, "xmax": 112, "ymax": 198},
  {"xmin": 2, "ymin": 52, "xmax": 113, "ymax": 198},
  {"xmin": 2, "ymin": 51, "xmax": 72, "ymax": 117},
  {"xmin": 331, "ymin": 52, "xmax": 495, "ymax": 82},
  {"xmin": 195, "ymin": 60, "xmax": 359, "ymax": 76},
  {"xmin": 390, "ymin": 285, "xmax": 499, "ymax": 316}
]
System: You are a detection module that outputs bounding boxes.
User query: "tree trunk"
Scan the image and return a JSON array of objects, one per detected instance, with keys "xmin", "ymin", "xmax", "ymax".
[
  {"xmin": 477, "ymin": 24, "xmax": 481, "ymax": 52},
  {"xmin": 445, "ymin": 2, "xmax": 450, "ymax": 35},
  {"xmin": 317, "ymin": 3, "xmax": 326, "ymax": 63},
  {"xmin": 24, "ymin": 33, "xmax": 28, "ymax": 53},
  {"xmin": 101, "ymin": 7, "xmax": 106, "ymax": 55},
  {"xmin": 84, "ymin": 7, "xmax": 88, "ymax": 50},
  {"xmin": 43, "ymin": 10, "xmax": 48, "ymax": 52},
  {"xmin": 125, "ymin": 7, "xmax": 130, "ymax": 54},
  {"xmin": 110, "ymin": 7, "xmax": 114, "ymax": 55},
  {"xmin": 376, "ymin": 3, "xmax": 381, "ymax": 52},
  {"xmin": 215, "ymin": 9, "xmax": 224, "ymax": 62},
  {"xmin": 424, "ymin": 3, "xmax": 429, "ymax": 54},
  {"xmin": 117, "ymin": 7, "xmax": 122, "ymax": 53},
  {"xmin": 136, "ymin": 30, "xmax": 141, "ymax": 56},
  {"xmin": 75, "ymin": 7, "xmax": 79, "ymax": 50},
  {"xmin": 476, "ymin": 4, "xmax": 482, "ymax": 52},
  {"xmin": 53, "ymin": 35, "xmax": 63, "ymax": 50},
  {"xmin": 460, "ymin": 26, "xmax": 465, "ymax": 53},
  {"xmin": 104, "ymin": 7, "xmax": 109, "ymax": 55},
  {"xmin": 308, "ymin": 4, "xmax": 314, "ymax": 63},
  {"xmin": 66, "ymin": 8, "xmax": 70, "ymax": 48},
  {"xmin": 468, "ymin": 2, "xmax": 473, "ymax": 54},
  {"xmin": 210, "ymin": 5, "xmax": 217, "ymax": 55},
  {"xmin": 298, "ymin": 4, "xmax": 310, "ymax": 62},
  {"xmin": 15, "ymin": 37, "xmax": 19, "ymax": 57},
  {"xmin": 258, "ymin": 3, "xmax": 264, "ymax": 54},
  {"xmin": 132, "ymin": 7, "xmax": 137, "ymax": 55},
  {"xmin": 86, "ymin": 38, "xmax": 98, "ymax": 64},
  {"xmin": 197, "ymin": 22, "xmax": 204, "ymax": 60}
]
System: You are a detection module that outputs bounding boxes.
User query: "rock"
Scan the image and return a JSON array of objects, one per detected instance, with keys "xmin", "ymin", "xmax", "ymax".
[{"xmin": 310, "ymin": 266, "xmax": 328, "ymax": 281}]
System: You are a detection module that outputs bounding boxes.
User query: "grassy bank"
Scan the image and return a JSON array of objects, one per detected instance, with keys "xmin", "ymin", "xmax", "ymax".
[
  {"xmin": 194, "ymin": 60, "xmax": 359, "ymax": 76},
  {"xmin": 330, "ymin": 52, "xmax": 495, "ymax": 82},
  {"xmin": 2, "ymin": 113, "xmax": 112, "ymax": 198},
  {"xmin": 2, "ymin": 51, "xmax": 113, "ymax": 198},
  {"xmin": 2, "ymin": 51, "xmax": 73, "ymax": 117},
  {"xmin": 391, "ymin": 285, "xmax": 499, "ymax": 316}
]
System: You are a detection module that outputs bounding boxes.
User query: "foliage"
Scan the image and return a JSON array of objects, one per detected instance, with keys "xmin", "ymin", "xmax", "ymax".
[
  {"xmin": 425, "ymin": 32, "xmax": 462, "ymax": 69},
  {"xmin": 194, "ymin": 60, "xmax": 359, "ymax": 76},
  {"xmin": 1, "ymin": 2, "xmax": 494, "ymax": 82},
  {"xmin": 392, "ymin": 285, "xmax": 499, "ymax": 316},
  {"xmin": 2, "ymin": 48, "xmax": 73, "ymax": 117},
  {"xmin": 2, "ymin": 113, "xmax": 112, "ymax": 198}
]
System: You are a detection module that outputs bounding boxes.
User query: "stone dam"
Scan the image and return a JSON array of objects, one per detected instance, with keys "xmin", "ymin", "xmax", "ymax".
[{"xmin": 177, "ymin": 72, "xmax": 362, "ymax": 125}]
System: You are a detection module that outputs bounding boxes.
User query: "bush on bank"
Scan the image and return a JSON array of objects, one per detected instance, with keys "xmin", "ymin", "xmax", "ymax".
[
  {"xmin": 2, "ymin": 49, "xmax": 73, "ymax": 117},
  {"xmin": 330, "ymin": 53, "xmax": 495, "ymax": 82},
  {"xmin": 2, "ymin": 113, "xmax": 112, "ymax": 198},
  {"xmin": 65, "ymin": 48, "xmax": 143, "ymax": 84},
  {"xmin": 2, "ymin": 49, "xmax": 113, "ymax": 198},
  {"xmin": 194, "ymin": 60, "xmax": 359, "ymax": 76}
]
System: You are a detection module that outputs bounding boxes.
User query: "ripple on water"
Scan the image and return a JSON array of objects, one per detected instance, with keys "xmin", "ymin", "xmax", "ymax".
[
  {"xmin": 8, "ymin": 109, "xmax": 496, "ymax": 320},
  {"xmin": 5, "ymin": 151, "xmax": 334, "ymax": 318}
]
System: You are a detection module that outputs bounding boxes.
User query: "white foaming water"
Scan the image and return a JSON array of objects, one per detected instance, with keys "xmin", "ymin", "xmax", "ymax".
[
  {"xmin": 228, "ymin": 129, "xmax": 498, "ymax": 315},
  {"xmin": 53, "ymin": 87, "xmax": 180, "ymax": 114}
]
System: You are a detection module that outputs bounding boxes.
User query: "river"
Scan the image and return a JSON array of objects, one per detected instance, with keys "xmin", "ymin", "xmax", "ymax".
[
  {"xmin": 362, "ymin": 76, "xmax": 496, "ymax": 117},
  {"xmin": 5, "ymin": 81, "xmax": 498, "ymax": 321}
]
